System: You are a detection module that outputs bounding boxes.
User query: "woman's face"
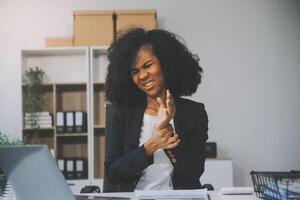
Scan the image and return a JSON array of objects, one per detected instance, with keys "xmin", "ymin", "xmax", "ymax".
[{"xmin": 131, "ymin": 46, "xmax": 166, "ymax": 98}]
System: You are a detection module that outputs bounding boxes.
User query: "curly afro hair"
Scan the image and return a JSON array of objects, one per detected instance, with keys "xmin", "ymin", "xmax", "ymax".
[{"xmin": 105, "ymin": 28, "xmax": 203, "ymax": 106}]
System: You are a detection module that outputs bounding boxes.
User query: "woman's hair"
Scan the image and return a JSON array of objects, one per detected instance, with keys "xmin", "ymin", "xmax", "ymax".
[{"xmin": 105, "ymin": 28, "xmax": 203, "ymax": 106}]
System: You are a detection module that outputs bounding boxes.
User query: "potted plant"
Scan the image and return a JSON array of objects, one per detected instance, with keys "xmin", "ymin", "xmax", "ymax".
[
  {"xmin": 0, "ymin": 131, "xmax": 23, "ymax": 196},
  {"xmin": 23, "ymin": 67, "xmax": 45, "ymax": 129}
]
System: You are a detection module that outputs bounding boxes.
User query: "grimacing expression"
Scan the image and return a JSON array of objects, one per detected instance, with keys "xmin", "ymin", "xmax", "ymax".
[{"xmin": 131, "ymin": 46, "xmax": 166, "ymax": 98}]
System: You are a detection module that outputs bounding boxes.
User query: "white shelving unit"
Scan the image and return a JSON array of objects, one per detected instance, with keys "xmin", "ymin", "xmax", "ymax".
[
  {"xmin": 89, "ymin": 46, "xmax": 109, "ymax": 182},
  {"xmin": 21, "ymin": 46, "xmax": 109, "ymax": 188}
]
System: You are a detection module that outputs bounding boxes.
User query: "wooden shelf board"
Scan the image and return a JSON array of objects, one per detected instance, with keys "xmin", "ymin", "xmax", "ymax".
[
  {"xmin": 55, "ymin": 82, "xmax": 87, "ymax": 86},
  {"xmin": 91, "ymin": 46, "xmax": 109, "ymax": 56},
  {"xmin": 22, "ymin": 47, "xmax": 88, "ymax": 56},
  {"xmin": 23, "ymin": 127, "xmax": 54, "ymax": 131},
  {"xmin": 94, "ymin": 125, "xmax": 105, "ymax": 129},
  {"xmin": 57, "ymin": 133, "xmax": 87, "ymax": 137},
  {"xmin": 93, "ymin": 81, "xmax": 105, "ymax": 85},
  {"xmin": 22, "ymin": 83, "xmax": 54, "ymax": 87},
  {"xmin": 23, "ymin": 82, "xmax": 88, "ymax": 86}
]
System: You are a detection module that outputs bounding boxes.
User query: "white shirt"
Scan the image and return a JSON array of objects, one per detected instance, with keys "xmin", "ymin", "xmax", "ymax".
[{"xmin": 135, "ymin": 113, "xmax": 174, "ymax": 190}]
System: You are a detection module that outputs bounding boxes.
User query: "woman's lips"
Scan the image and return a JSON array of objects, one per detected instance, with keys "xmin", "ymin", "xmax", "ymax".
[{"xmin": 142, "ymin": 80, "xmax": 155, "ymax": 89}]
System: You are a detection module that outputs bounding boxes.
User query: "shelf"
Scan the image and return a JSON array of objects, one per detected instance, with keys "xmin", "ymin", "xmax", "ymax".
[
  {"xmin": 21, "ymin": 47, "xmax": 89, "ymax": 83},
  {"xmin": 56, "ymin": 84, "xmax": 87, "ymax": 112},
  {"xmin": 94, "ymin": 130, "xmax": 105, "ymax": 178},
  {"xmin": 23, "ymin": 131, "xmax": 54, "ymax": 149},
  {"xmin": 23, "ymin": 83, "xmax": 88, "ymax": 87},
  {"xmin": 55, "ymin": 82, "xmax": 87, "ymax": 86},
  {"xmin": 94, "ymin": 125, "xmax": 105, "ymax": 129},
  {"xmin": 22, "ymin": 83, "xmax": 54, "ymax": 87},
  {"xmin": 23, "ymin": 127, "xmax": 55, "ymax": 131},
  {"xmin": 22, "ymin": 47, "xmax": 88, "ymax": 56},
  {"xmin": 91, "ymin": 46, "xmax": 109, "ymax": 56},
  {"xmin": 93, "ymin": 81, "xmax": 105, "ymax": 85},
  {"xmin": 57, "ymin": 133, "xmax": 87, "ymax": 137},
  {"xmin": 56, "ymin": 136, "xmax": 88, "ymax": 158}
]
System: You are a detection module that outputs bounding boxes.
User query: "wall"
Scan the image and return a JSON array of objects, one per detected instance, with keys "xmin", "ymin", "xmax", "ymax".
[{"xmin": 0, "ymin": 0, "xmax": 299, "ymax": 186}]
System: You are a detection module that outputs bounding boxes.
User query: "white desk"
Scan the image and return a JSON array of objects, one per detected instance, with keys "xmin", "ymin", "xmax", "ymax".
[
  {"xmin": 77, "ymin": 191, "xmax": 260, "ymax": 200},
  {"xmin": 201, "ymin": 159, "xmax": 233, "ymax": 190},
  {"xmin": 208, "ymin": 191, "xmax": 259, "ymax": 200}
]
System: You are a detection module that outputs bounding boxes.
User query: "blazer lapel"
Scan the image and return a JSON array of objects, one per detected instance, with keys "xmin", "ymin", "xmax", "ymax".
[
  {"xmin": 125, "ymin": 103, "xmax": 146, "ymax": 149},
  {"xmin": 173, "ymin": 98, "xmax": 187, "ymax": 152}
]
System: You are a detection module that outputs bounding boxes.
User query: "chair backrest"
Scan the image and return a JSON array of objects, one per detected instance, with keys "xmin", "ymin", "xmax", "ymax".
[{"xmin": 103, "ymin": 102, "xmax": 122, "ymax": 192}]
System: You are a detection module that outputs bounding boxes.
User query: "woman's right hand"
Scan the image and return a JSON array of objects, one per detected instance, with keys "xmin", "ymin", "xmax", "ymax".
[{"xmin": 144, "ymin": 124, "xmax": 180, "ymax": 156}]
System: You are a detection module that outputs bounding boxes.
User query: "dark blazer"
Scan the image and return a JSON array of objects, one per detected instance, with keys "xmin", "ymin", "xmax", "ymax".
[{"xmin": 104, "ymin": 98, "xmax": 208, "ymax": 192}]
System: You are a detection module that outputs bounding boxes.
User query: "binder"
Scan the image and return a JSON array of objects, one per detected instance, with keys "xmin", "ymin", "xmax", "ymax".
[
  {"xmin": 74, "ymin": 112, "xmax": 86, "ymax": 133},
  {"xmin": 66, "ymin": 159, "xmax": 74, "ymax": 179},
  {"xmin": 57, "ymin": 159, "xmax": 65, "ymax": 177},
  {"xmin": 66, "ymin": 112, "xmax": 74, "ymax": 133},
  {"xmin": 75, "ymin": 159, "xmax": 84, "ymax": 179},
  {"xmin": 56, "ymin": 112, "xmax": 65, "ymax": 133}
]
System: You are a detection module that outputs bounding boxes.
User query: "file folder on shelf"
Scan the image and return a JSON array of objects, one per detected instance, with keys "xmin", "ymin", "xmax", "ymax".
[
  {"xmin": 76, "ymin": 158, "xmax": 87, "ymax": 179},
  {"xmin": 74, "ymin": 111, "xmax": 87, "ymax": 133},
  {"xmin": 59, "ymin": 158, "xmax": 87, "ymax": 180},
  {"xmin": 66, "ymin": 112, "xmax": 74, "ymax": 133},
  {"xmin": 66, "ymin": 159, "xmax": 75, "ymax": 179},
  {"xmin": 57, "ymin": 159, "xmax": 65, "ymax": 177},
  {"xmin": 56, "ymin": 112, "xmax": 65, "ymax": 133}
]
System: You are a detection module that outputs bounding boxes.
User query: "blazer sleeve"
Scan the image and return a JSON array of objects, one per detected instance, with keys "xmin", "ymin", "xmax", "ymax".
[
  {"xmin": 104, "ymin": 104, "xmax": 154, "ymax": 184},
  {"xmin": 173, "ymin": 103, "xmax": 209, "ymax": 187}
]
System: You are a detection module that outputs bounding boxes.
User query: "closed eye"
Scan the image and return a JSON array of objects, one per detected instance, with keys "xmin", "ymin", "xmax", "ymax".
[
  {"xmin": 143, "ymin": 63, "xmax": 152, "ymax": 68},
  {"xmin": 130, "ymin": 68, "xmax": 138, "ymax": 75},
  {"xmin": 143, "ymin": 61, "xmax": 154, "ymax": 69}
]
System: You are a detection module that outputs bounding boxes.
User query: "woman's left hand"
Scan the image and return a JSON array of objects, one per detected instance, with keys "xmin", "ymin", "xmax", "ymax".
[{"xmin": 156, "ymin": 90, "xmax": 176, "ymax": 130}]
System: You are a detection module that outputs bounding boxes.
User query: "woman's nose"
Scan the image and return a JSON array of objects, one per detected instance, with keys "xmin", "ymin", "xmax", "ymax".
[{"xmin": 139, "ymin": 70, "xmax": 149, "ymax": 80}]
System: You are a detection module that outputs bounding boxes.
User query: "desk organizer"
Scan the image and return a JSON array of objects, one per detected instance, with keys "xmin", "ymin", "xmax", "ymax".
[{"xmin": 251, "ymin": 171, "xmax": 300, "ymax": 200}]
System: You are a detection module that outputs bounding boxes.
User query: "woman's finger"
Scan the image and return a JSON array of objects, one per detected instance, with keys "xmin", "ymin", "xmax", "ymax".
[
  {"xmin": 157, "ymin": 97, "xmax": 166, "ymax": 108},
  {"xmin": 164, "ymin": 139, "xmax": 181, "ymax": 149},
  {"xmin": 166, "ymin": 90, "xmax": 176, "ymax": 117}
]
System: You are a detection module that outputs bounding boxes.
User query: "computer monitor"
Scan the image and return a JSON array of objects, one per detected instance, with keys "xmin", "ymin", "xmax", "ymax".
[{"xmin": 0, "ymin": 145, "xmax": 75, "ymax": 200}]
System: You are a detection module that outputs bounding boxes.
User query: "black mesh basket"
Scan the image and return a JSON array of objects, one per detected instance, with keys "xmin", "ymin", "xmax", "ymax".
[{"xmin": 250, "ymin": 171, "xmax": 300, "ymax": 200}]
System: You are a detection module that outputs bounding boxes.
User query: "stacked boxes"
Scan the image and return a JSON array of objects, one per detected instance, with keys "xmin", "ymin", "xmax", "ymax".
[{"xmin": 45, "ymin": 9, "xmax": 157, "ymax": 47}]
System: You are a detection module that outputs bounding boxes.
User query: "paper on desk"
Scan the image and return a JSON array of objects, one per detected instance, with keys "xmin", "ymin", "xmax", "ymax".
[
  {"xmin": 220, "ymin": 187, "xmax": 254, "ymax": 195},
  {"xmin": 134, "ymin": 188, "xmax": 207, "ymax": 199}
]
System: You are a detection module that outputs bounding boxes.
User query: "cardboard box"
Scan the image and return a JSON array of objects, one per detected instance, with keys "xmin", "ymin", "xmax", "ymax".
[
  {"xmin": 115, "ymin": 9, "xmax": 157, "ymax": 34},
  {"xmin": 45, "ymin": 37, "xmax": 73, "ymax": 47},
  {"xmin": 73, "ymin": 11, "xmax": 114, "ymax": 46}
]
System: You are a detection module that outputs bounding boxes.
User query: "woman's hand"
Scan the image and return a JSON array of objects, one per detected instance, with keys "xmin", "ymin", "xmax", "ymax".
[
  {"xmin": 144, "ymin": 90, "xmax": 180, "ymax": 156},
  {"xmin": 156, "ymin": 90, "xmax": 176, "ymax": 130},
  {"xmin": 144, "ymin": 124, "xmax": 180, "ymax": 156}
]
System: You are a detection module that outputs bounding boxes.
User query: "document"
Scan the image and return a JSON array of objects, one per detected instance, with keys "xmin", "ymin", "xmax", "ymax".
[
  {"xmin": 220, "ymin": 187, "xmax": 254, "ymax": 195},
  {"xmin": 134, "ymin": 189, "xmax": 207, "ymax": 199}
]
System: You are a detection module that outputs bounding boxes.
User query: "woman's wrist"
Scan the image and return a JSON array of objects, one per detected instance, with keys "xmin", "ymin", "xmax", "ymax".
[{"xmin": 144, "ymin": 139, "xmax": 157, "ymax": 156}]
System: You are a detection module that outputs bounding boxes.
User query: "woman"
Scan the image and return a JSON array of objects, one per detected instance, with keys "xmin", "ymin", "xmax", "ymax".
[{"xmin": 104, "ymin": 28, "xmax": 208, "ymax": 192}]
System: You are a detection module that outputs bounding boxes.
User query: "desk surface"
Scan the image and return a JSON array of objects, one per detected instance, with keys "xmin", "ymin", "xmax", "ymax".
[
  {"xmin": 208, "ymin": 191, "xmax": 259, "ymax": 200},
  {"xmin": 77, "ymin": 191, "xmax": 260, "ymax": 200}
]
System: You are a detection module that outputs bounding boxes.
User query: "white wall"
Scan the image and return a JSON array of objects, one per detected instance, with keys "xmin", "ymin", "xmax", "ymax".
[{"xmin": 0, "ymin": 0, "xmax": 299, "ymax": 187}]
